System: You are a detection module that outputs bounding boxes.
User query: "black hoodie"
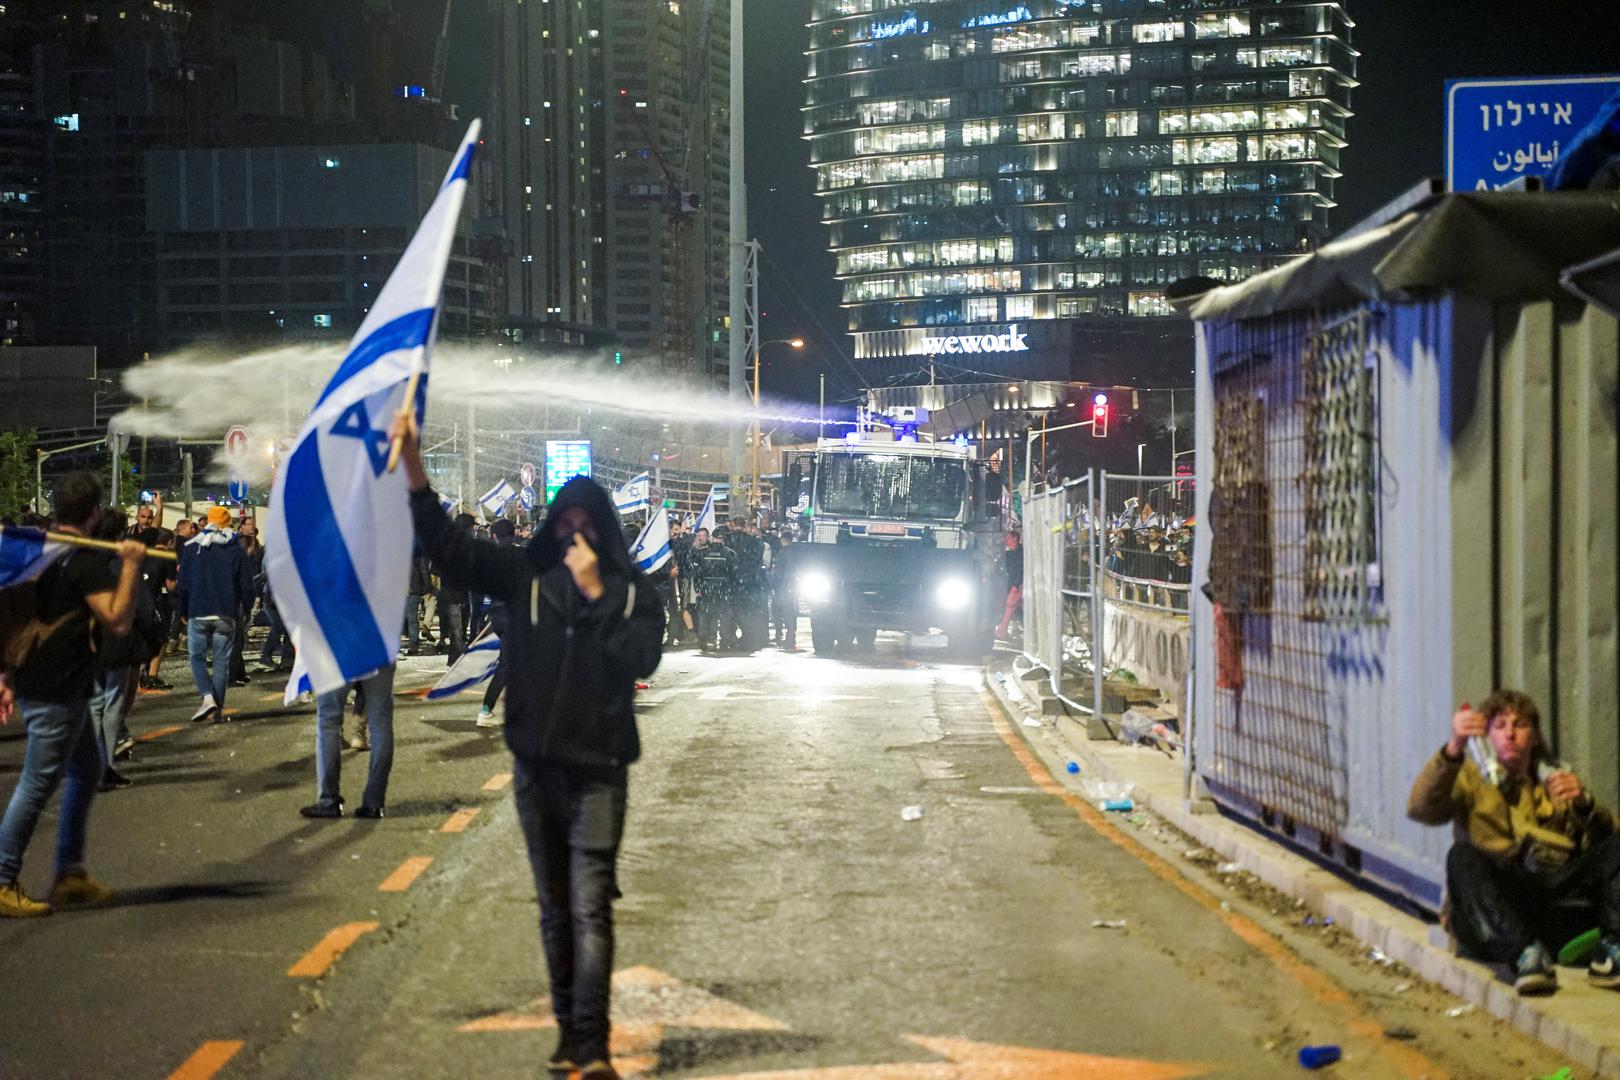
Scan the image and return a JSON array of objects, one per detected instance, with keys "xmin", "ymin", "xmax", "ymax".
[{"xmin": 410, "ymin": 476, "xmax": 664, "ymax": 770}]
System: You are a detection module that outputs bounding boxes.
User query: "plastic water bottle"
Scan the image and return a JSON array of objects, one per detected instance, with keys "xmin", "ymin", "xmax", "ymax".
[
  {"xmin": 1065, "ymin": 761, "xmax": 1080, "ymax": 774},
  {"xmin": 1298, "ymin": 1045, "xmax": 1341, "ymax": 1069},
  {"xmin": 1099, "ymin": 798, "xmax": 1134, "ymax": 812}
]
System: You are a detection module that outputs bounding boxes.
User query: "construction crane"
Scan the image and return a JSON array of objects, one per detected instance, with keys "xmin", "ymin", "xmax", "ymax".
[{"xmin": 429, "ymin": 0, "xmax": 454, "ymax": 104}]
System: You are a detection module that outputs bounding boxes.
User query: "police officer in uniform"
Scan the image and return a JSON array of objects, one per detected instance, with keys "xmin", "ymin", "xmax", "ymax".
[{"xmin": 693, "ymin": 527, "xmax": 737, "ymax": 654}]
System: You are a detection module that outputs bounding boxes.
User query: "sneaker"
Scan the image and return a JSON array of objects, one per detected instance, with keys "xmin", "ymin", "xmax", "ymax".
[
  {"xmin": 298, "ymin": 803, "xmax": 343, "ymax": 819},
  {"xmin": 113, "ymin": 736, "xmax": 136, "ymax": 761},
  {"xmin": 546, "ymin": 1031, "xmax": 579, "ymax": 1075},
  {"xmin": 230, "ymin": 675, "xmax": 251, "ymax": 687},
  {"xmin": 0, "ymin": 881, "xmax": 50, "ymax": 918},
  {"xmin": 1590, "ymin": 935, "xmax": 1620, "ymax": 989},
  {"xmin": 347, "ymin": 732, "xmax": 370, "ymax": 752},
  {"xmin": 49, "ymin": 871, "xmax": 113, "ymax": 908},
  {"xmin": 578, "ymin": 1059, "xmax": 620, "ymax": 1080},
  {"xmin": 98, "ymin": 767, "xmax": 133, "ymax": 792},
  {"xmin": 190, "ymin": 695, "xmax": 217, "ymax": 723},
  {"xmin": 475, "ymin": 708, "xmax": 502, "ymax": 728},
  {"xmin": 353, "ymin": 806, "xmax": 384, "ymax": 820},
  {"xmin": 1514, "ymin": 942, "xmax": 1558, "ymax": 995},
  {"xmin": 296, "ymin": 691, "xmax": 313, "ymax": 705},
  {"xmin": 149, "ymin": 676, "xmax": 174, "ymax": 690}
]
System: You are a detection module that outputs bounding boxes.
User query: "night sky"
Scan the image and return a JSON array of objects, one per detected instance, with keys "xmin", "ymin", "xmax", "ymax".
[{"xmin": 423, "ymin": 1, "xmax": 1620, "ymax": 405}]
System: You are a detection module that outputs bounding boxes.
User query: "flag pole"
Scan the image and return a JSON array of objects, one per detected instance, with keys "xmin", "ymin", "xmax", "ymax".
[
  {"xmin": 385, "ymin": 367, "xmax": 424, "ymax": 474},
  {"xmin": 0, "ymin": 526, "xmax": 177, "ymax": 562}
]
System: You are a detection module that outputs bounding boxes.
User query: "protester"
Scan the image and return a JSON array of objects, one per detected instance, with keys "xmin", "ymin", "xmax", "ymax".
[
  {"xmin": 228, "ymin": 517, "xmax": 262, "ymax": 687},
  {"xmin": 1408, "ymin": 691, "xmax": 1620, "ymax": 995},
  {"xmin": 86, "ymin": 511, "xmax": 160, "ymax": 792},
  {"xmin": 436, "ymin": 513, "xmax": 477, "ymax": 663},
  {"xmin": 299, "ymin": 665, "xmax": 397, "ymax": 820},
  {"xmin": 475, "ymin": 519, "xmax": 521, "ymax": 728},
  {"xmin": 138, "ymin": 528, "xmax": 178, "ymax": 692},
  {"xmin": 0, "ymin": 472, "xmax": 147, "ymax": 918},
  {"xmin": 398, "ymin": 413, "xmax": 663, "ymax": 1080},
  {"xmin": 404, "ymin": 543, "xmax": 436, "ymax": 657},
  {"xmin": 175, "ymin": 506, "xmax": 254, "ymax": 724},
  {"xmin": 994, "ymin": 529, "xmax": 1023, "ymax": 641}
]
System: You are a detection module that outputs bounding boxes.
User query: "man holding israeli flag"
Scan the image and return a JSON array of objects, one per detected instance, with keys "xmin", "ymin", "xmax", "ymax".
[
  {"xmin": 264, "ymin": 120, "xmax": 482, "ymax": 822},
  {"xmin": 694, "ymin": 485, "xmax": 719, "ymax": 536},
  {"xmin": 613, "ymin": 472, "xmax": 652, "ymax": 515},
  {"xmin": 480, "ymin": 478, "xmax": 517, "ymax": 518},
  {"xmin": 628, "ymin": 509, "xmax": 672, "ymax": 574}
]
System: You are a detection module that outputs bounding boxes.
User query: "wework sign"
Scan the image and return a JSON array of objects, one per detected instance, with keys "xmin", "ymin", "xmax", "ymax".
[{"xmin": 913, "ymin": 324, "xmax": 1031, "ymax": 357}]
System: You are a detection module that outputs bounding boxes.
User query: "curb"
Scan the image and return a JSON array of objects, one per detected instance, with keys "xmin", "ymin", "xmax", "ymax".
[{"xmin": 982, "ymin": 661, "xmax": 1620, "ymax": 1079}]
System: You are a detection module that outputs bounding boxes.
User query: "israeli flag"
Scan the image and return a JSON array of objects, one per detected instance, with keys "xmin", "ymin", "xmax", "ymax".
[
  {"xmin": 628, "ymin": 509, "xmax": 672, "ymax": 573},
  {"xmin": 264, "ymin": 119, "xmax": 481, "ymax": 697},
  {"xmin": 613, "ymin": 472, "xmax": 651, "ymax": 515},
  {"xmin": 427, "ymin": 628, "xmax": 501, "ymax": 700},
  {"xmin": 282, "ymin": 653, "xmax": 313, "ymax": 707},
  {"xmin": 694, "ymin": 486, "xmax": 719, "ymax": 535},
  {"xmin": 479, "ymin": 479, "xmax": 516, "ymax": 516},
  {"xmin": 0, "ymin": 526, "xmax": 71, "ymax": 590}
]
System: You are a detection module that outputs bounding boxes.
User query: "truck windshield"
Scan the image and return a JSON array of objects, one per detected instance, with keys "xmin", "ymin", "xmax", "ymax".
[{"xmin": 818, "ymin": 452, "xmax": 966, "ymax": 522}]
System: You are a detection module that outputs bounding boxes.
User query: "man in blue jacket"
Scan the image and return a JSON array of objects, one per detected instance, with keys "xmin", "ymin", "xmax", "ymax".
[
  {"xmin": 175, "ymin": 506, "xmax": 254, "ymax": 724},
  {"xmin": 397, "ymin": 414, "xmax": 662, "ymax": 1080}
]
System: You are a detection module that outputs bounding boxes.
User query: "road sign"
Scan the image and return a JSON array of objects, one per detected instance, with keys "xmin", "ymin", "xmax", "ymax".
[
  {"xmin": 227, "ymin": 466, "xmax": 249, "ymax": 503},
  {"xmin": 224, "ymin": 424, "xmax": 250, "ymax": 460},
  {"xmin": 544, "ymin": 440, "xmax": 592, "ymax": 503},
  {"xmin": 518, "ymin": 485, "xmax": 536, "ymax": 511},
  {"xmin": 1446, "ymin": 75, "xmax": 1620, "ymax": 192},
  {"xmin": 712, "ymin": 482, "xmax": 730, "ymax": 503},
  {"xmin": 519, "ymin": 462, "xmax": 537, "ymax": 488}
]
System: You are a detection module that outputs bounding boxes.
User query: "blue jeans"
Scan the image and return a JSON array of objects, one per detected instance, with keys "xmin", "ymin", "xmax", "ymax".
[
  {"xmin": 313, "ymin": 666, "xmax": 396, "ymax": 811},
  {"xmin": 404, "ymin": 595, "xmax": 424, "ymax": 652},
  {"xmin": 88, "ymin": 668, "xmax": 137, "ymax": 768},
  {"xmin": 0, "ymin": 698, "xmax": 101, "ymax": 884},
  {"xmin": 187, "ymin": 616, "xmax": 235, "ymax": 707},
  {"xmin": 512, "ymin": 761, "xmax": 628, "ymax": 1059}
]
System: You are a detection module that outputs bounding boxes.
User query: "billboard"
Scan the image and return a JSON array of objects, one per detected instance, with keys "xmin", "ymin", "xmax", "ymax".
[{"xmin": 544, "ymin": 440, "xmax": 592, "ymax": 504}]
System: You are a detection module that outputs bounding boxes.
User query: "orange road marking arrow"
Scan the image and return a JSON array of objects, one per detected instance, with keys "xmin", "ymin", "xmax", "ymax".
[
  {"xmin": 481, "ymin": 772, "xmax": 513, "ymax": 792},
  {"xmin": 287, "ymin": 921, "xmax": 380, "ymax": 978},
  {"xmin": 134, "ymin": 726, "xmax": 182, "ymax": 743},
  {"xmin": 378, "ymin": 856, "xmax": 433, "ymax": 893},
  {"xmin": 440, "ymin": 807, "xmax": 480, "ymax": 833},
  {"xmin": 697, "ymin": 1035, "xmax": 1209, "ymax": 1080},
  {"xmin": 460, "ymin": 965, "xmax": 788, "ymax": 1035},
  {"xmin": 165, "ymin": 1040, "xmax": 244, "ymax": 1080}
]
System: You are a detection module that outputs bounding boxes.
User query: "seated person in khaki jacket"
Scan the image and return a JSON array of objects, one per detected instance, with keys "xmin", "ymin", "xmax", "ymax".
[{"xmin": 1408, "ymin": 689, "xmax": 1619, "ymax": 996}]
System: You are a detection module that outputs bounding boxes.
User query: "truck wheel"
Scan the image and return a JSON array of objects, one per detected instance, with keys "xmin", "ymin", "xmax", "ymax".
[{"xmin": 810, "ymin": 615, "xmax": 841, "ymax": 656}]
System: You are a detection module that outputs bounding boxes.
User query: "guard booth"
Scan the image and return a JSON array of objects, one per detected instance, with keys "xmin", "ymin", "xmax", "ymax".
[{"xmin": 1187, "ymin": 191, "xmax": 1620, "ymax": 911}]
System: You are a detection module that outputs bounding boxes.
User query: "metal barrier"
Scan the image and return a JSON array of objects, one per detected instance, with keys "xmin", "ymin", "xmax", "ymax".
[
  {"xmin": 1099, "ymin": 473, "xmax": 1194, "ymax": 614},
  {"xmin": 1022, "ymin": 473, "xmax": 1099, "ymax": 715},
  {"xmin": 1022, "ymin": 470, "xmax": 1194, "ymax": 731}
]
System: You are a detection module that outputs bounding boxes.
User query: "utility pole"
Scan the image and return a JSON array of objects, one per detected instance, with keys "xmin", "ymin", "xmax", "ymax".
[
  {"xmin": 182, "ymin": 452, "xmax": 194, "ymax": 519},
  {"xmin": 819, "ymin": 372, "xmax": 825, "ymax": 441},
  {"xmin": 726, "ymin": 0, "xmax": 746, "ymax": 494}
]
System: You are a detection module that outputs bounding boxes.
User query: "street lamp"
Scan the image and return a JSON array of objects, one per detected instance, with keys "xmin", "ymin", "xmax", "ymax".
[{"xmin": 751, "ymin": 337, "xmax": 804, "ymax": 513}]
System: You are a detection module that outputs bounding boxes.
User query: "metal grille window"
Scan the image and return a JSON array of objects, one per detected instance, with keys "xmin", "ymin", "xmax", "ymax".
[{"xmin": 1302, "ymin": 311, "xmax": 1383, "ymax": 622}]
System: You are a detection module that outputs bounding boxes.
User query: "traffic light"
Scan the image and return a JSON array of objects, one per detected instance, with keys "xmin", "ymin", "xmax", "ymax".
[
  {"xmin": 613, "ymin": 351, "xmax": 623, "ymax": 366},
  {"xmin": 1091, "ymin": 392, "xmax": 1109, "ymax": 438}
]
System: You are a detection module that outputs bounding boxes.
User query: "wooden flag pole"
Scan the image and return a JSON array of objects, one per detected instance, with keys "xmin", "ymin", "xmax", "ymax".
[
  {"xmin": 18, "ymin": 528, "xmax": 179, "ymax": 562},
  {"xmin": 386, "ymin": 368, "xmax": 424, "ymax": 474}
]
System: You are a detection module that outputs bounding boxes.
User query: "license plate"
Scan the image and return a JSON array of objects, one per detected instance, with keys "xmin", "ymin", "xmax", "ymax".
[{"xmin": 866, "ymin": 523, "xmax": 905, "ymax": 535}]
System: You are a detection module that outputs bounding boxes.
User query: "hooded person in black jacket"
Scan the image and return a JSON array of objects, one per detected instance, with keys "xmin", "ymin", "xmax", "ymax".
[{"xmin": 394, "ymin": 414, "xmax": 662, "ymax": 1080}]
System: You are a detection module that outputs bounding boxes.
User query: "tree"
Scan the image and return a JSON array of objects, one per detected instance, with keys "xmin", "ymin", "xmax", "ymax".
[{"xmin": 0, "ymin": 428, "xmax": 36, "ymax": 519}]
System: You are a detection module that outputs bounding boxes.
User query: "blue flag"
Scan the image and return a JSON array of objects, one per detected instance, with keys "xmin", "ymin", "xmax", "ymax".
[
  {"xmin": 0, "ymin": 526, "xmax": 71, "ymax": 590},
  {"xmin": 264, "ymin": 120, "xmax": 481, "ymax": 696}
]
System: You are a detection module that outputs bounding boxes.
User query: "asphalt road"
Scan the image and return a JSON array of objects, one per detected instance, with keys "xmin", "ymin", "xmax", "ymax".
[{"xmin": 0, "ymin": 634, "xmax": 1580, "ymax": 1079}]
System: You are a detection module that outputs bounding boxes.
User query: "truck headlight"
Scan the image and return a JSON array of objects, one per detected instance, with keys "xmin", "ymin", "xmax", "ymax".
[
  {"xmin": 799, "ymin": 570, "xmax": 832, "ymax": 603},
  {"xmin": 935, "ymin": 577, "xmax": 972, "ymax": 610}
]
